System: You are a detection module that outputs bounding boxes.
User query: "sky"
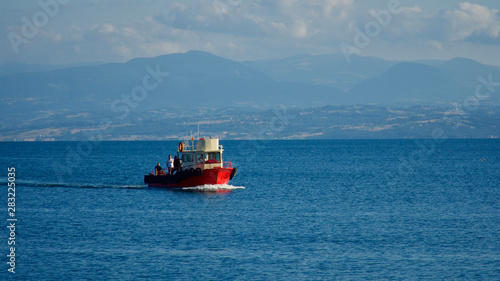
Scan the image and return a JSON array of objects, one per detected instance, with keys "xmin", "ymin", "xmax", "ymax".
[{"xmin": 1, "ymin": 0, "xmax": 500, "ymax": 65}]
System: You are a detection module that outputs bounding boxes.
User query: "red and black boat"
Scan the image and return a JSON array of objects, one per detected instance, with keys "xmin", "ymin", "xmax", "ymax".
[{"xmin": 144, "ymin": 138, "xmax": 237, "ymax": 188}]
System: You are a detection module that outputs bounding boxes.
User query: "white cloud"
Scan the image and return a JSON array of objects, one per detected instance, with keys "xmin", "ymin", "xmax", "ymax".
[
  {"xmin": 357, "ymin": 2, "xmax": 500, "ymax": 47},
  {"xmin": 324, "ymin": 0, "xmax": 354, "ymax": 16},
  {"xmin": 292, "ymin": 21, "xmax": 308, "ymax": 38},
  {"xmin": 120, "ymin": 27, "xmax": 144, "ymax": 41},
  {"xmin": 445, "ymin": 2, "xmax": 500, "ymax": 40},
  {"xmin": 99, "ymin": 23, "xmax": 115, "ymax": 34},
  {"xmin": 2, "ymin": 0, "xmax": 500, "ymax": 65},
  {"xmin": 139, "ymin": 41, "xmax": 180, "ymax": 57},
  {"xmin": 401, "ymin": 6, "xmax": 422, "ymax": 13}
]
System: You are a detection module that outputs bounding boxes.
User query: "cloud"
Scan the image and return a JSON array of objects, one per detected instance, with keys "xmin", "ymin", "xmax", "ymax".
[
  {"xmin": 292, "ymin": 21, "xmax": 307, "ymax": 38},
  {"xmin": 358, "ymin": 2, "xmax": 500, "ymax": 46},
  {"xmin": 99, "ymin": 23, "xmax": 115, "ymax": 34},
  {"xmin": 425, "ymin": 40, "xmax": 443, "ymax": 50},
  {"xmin": 444, "ymin": 2, "xmax": 500, "ymax": 41},
  {"xmin": 139, "ymin": 41, "xmax": 181, "ymax": 57},
  {"xmin": 2, "ymin": 0, "xmax": 500, "ymax": 65},
  {"xmin": 152, "ymin": 0, "xmax": 358, "ymax": 40},
  {"xmin": 323, "ymin": 0, "xmax": 354, "ymax": 16},
  {"xmin": 154, "ymin": 1, "xmax": 267, "ymax": 37}
]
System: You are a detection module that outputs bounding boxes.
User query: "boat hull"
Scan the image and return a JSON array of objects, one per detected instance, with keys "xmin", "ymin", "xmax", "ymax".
[{"xmin": 144, "ymin": 167, "xmax": 235, "ymax": 188}]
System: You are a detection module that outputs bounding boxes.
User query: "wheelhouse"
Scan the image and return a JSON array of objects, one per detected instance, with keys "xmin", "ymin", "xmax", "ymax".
[{"xmin": 179, "ymin": 138, "xmax": 227, "ymax": 171}]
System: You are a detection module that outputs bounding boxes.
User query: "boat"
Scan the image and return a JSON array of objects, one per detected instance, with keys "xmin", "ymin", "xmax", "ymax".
[{"xmin": 144, "ymin": 137, "xmax": 237, "ymax": 188}]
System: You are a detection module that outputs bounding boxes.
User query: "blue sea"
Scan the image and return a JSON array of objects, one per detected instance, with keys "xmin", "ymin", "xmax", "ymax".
[{"xmin": 0, "ymin": 139, "xmax": 499, "ymax": 280}]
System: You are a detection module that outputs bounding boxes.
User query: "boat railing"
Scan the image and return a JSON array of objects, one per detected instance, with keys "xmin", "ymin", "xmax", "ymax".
[
  {"xmin": 179, "ymin": 161, "xmax": 231, "ymax": 169},
  {"xmin": 179, "ymin": 140, "xmax": 223, "ymax": 152},
  {"xmin": 180, "ymin": 142, "xmax": 195, "ymax": 152}
]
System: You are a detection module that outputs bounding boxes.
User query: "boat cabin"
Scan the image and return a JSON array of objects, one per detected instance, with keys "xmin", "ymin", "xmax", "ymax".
[{"xmin": 179, "ymin": 138, "xmax": 226, "ymax": 171}]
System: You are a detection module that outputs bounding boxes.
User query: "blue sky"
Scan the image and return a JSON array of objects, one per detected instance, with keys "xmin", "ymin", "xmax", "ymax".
[{"xmin": 2, "ymin": 0, "xmax": 500, "ymax": 65}]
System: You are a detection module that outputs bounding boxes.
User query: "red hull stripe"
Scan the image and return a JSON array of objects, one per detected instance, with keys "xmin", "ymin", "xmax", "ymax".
[{"xmin": 148, "ymin": 168, "xmax": 233, "ymax": 188}]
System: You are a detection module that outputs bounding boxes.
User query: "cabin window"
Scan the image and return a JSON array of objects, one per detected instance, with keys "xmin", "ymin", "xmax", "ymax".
[
  {"xmin": 207, "ymin": 153, "xmax": 221, "ymax": 162},
  {"xmin": 182, "ymin": 154, "xmax": 193, "ymax": 162},
  {"xmin": 196, "ymin": 153, "xmax": 205, "ymax": 163}
]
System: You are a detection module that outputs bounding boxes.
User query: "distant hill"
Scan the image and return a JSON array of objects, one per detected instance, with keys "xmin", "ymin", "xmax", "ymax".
[
  {"xmin": 2, "ymin": 50, "xmax": 500, "ymax": 141},
  {"xmin": 0, "ymin": 51, "xmax": 345, "ymax": 116},
  {"xmin": 242, "ymin": 53, "xmax": 396, "ymax": 92},
  {"xmin": 0, "ymin": 61, "xmax": 105, "ymax": 78},
  {"xmin": 2, "ymin": 51, "xmax": 498, "ymax": 116},
  {"xmin": 243, "ymin": 54, "xmax": 500, "ymax": 105},
  {"xmin": 437, "ymin": 57, "xmax": 500, "ymax": 88},
  {"xmin": 348, "ymin": 62, "xmax": 466, "ymax": 104}
]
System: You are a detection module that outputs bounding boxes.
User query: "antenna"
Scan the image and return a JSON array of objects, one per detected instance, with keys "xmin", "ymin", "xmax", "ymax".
[{"xmin": 198, "ymin": 122, "xmax": 200, "ymax": 139}]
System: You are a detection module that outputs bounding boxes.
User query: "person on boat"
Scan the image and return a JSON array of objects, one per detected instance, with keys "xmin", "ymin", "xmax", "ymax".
[
  {"xmin": 155, "ymin": 163, "xmax": 162, "ymax": 176},
  {"xmin": 197, "ymin": 154, "xmax": 204, "ymax": 163},
  {"xmin": 167, "ymin": 155, "xmax": 174, "ymax": 174},
  {"xmin": 174, "ymin": 156, "xmax": 181, "ymax": 173}
]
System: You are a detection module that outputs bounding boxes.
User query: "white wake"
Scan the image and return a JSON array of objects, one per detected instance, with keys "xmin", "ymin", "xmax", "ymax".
[{"xmin": 182, "ymin": 184, "xmax": 245, "ymax": 191}]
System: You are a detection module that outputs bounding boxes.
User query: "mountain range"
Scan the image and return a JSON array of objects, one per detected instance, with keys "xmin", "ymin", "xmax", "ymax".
[
  {"xmin": 2, "ymin": 51, "xmax": 500, "ymax": 110},
  {"xmin": 1, "ymin": 50, "xmax": 499, "ymax": 140}
]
